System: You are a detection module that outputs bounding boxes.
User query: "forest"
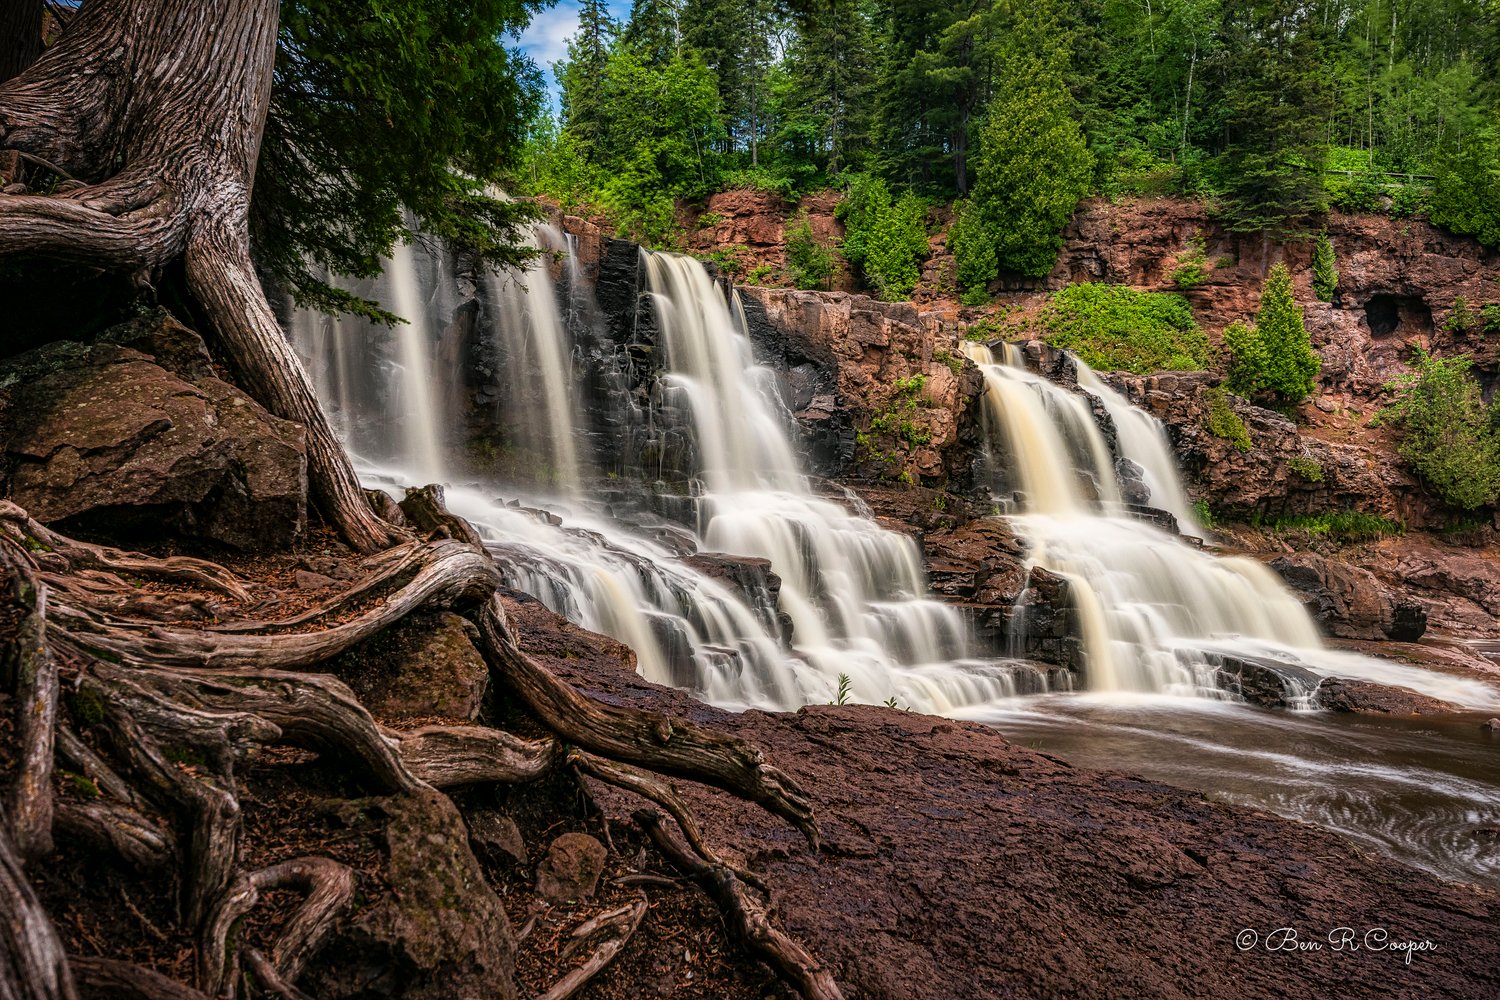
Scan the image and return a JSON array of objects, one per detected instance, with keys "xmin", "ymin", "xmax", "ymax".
[{"xmin": 521, "ymin": 0, "xmax": 1500, "ymax": 296}]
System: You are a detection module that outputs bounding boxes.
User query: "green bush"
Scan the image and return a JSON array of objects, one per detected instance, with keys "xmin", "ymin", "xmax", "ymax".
[
  {"xmin": 1023, "ymin": 283, "xmax": 1211, "ymax": 374},
  {"xmin": 1312, "ymin": 230, "xmax": 1338, "ymax": 302},
  {"xmin": 1287, "ymin": 454, "xmax": 1324, "ymax": 481},
  {"xmin": 1222, "ymin": 263, "xmax": 1320, "ymax": 404},
  {"xmin": 837, "ymin": 175, "xmax": 930, "ymax": 300},
  {"xmin": 1428, "ymin": 128, "xmax": 1500, "ymax": 248},
  {"xmin": 1171, "ymin": 231, "xmax": 1211, "ymax": 289},
  {"xmin": 1376, "ymin": 348, "xmax": 1500, "ymax": 510},
  {"xmin": 785, "ymin": 213, "xmax": 836, "ymax": 290},
  {"xmin": 1203, "ymin": 386, "xmax": 1252, "ymax": 451}
]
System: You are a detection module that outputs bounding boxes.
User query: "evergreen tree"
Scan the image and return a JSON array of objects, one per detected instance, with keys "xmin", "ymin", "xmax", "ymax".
[
  {"xmin": 1379, "ymin": 349, "xmax": 1500, "ymax": 509},
  {"xmin": 1428, "ymin": 127, "xmax": 1500, "ymax": 249},
  {"xmin": 557, "ymin": 0, "xmax": 616, "ymax": 162},
  {"xmin": 781, "ymin": 0, "xmax": 877, "ymax": 175},
  {"xmin": 1312, "ymin": 230, "xmax": 1338, "ymax": 302},
  {"xmin": 1224, "ymin": 263, "xmax": 1321, "ymax": 403},
  {"xmin": 1214, "ymin": 0, "xmax": 1332, "ymax": 233},
  {"xmin": 623, "ymin": 0, "xmax": 682, "ymax": 67},
  {"xmin": 949, "ymin": 51, "xmax": 1093, "ymax": 285}
]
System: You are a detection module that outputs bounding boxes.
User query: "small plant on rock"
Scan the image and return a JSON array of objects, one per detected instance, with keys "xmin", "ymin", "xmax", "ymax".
[{"xmin": 1312, "ymin": 230, "xmax": 1338, "ymax": 302}]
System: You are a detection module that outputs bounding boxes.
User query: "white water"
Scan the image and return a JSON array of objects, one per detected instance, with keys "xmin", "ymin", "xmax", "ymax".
[{"xmin": 963, "ymin": 341, "xmax": 1500, "ymax": 708}]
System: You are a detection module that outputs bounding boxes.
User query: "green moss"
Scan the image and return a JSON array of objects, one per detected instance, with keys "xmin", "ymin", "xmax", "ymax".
[
  {"xmin": 1287, "ymin": 454, "xmax": 1324, "ymax": 482},
  {"xmin": 61, "ymin": 770, "xmax": 100, "ymax": 799},
  {"xmin": 164, "ymin": 746, "xmax": 207, "ymax": 767},
  {"xmin": 1203, "ymin": 387, "xmax": 1252, "ymax": 451},
  {"xmin": 68, "ymin": 689, "xmax": 106, "ymax": 728}
]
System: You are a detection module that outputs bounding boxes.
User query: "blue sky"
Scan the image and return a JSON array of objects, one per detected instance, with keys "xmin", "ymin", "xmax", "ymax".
[{"xmin": 515, "ymin": 1, "xmax": 632, "ymax": 109}]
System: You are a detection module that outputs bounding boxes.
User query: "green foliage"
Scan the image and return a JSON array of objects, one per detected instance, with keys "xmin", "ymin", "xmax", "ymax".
[
  {"xmin": 785, "ymin": 213, "xmax": 836, "ymax": 290},
  {"xmin": 1255, "ymin": 511, "xmax": 1406, "ymax": 542},
  {"xmin": 1203, "ymin": 387, "xmax": 1252, "ymax": 451},
  {"xmin": 1377, "ymin": 348, "xmax": 1500, "ymax": 510},
  {"xmin": 950, "ymin": 53, "xmax": 1093, "ymax": 287},
  {"xmin": 1192, "ymin": 499, "xmax": 1217, "ymax": 530},
  {"xmin": 1312, "ymin": 231, "xmax": 1338, "ymax": 302},
  {"xmin": 1223, "ymin": 264, "xmax": 1320, "ymax": 404},
  {"xmin": 1445, "ymin": 296, "xmax": 1482, "ymax": 334},
  {"xmin": 837, "ymin": 175, "xmax": 929, "ymax": 300},
  {"xmin": 1428, "ymin": 128, "xmax": 1500, "ymax": 248},
  {"xmin": 1287, "ymin": 454, "xmax": 1324, "ymax": 482},
  {"xmin": 1022, "ymin": 284, "xmax": 1211, "ymax": 374},
  {"xmin": 256, "ymin": 0, "xmax": 546, "ymax": 321},
  {"xmin": 834, "ymin": 673, "xmax": 853, "ymax": 706},
  {"xmin": 1171, "ymin": 231, "xmax": 1211, "ymax": 289}
]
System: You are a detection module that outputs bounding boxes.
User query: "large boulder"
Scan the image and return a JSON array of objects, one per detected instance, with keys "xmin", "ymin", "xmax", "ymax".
[
  {"xmin": 0, "ymin": 312, "xmax": 306, "ymax": 550},
  {"xmin": 307, "ymin": 789, "xmax": 517, "ymax": 1000},
  {"xmin": 1269, "ymin": 552, "xmax": 1426, "ymax": 642},
  {"xmin": 332, "ymin": 611, "xmax": 490, "ymax": 721}
]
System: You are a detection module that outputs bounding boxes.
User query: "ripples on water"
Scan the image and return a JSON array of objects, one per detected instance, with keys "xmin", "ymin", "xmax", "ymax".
[{"xmin": 958, "ymin": 695, "xmax": 1500, "ymax": 888}]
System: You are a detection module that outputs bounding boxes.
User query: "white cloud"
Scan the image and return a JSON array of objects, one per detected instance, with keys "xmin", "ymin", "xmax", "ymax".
[{"xmin": 516, "ymin": 5, "xmax": 581, "ymax": 72}]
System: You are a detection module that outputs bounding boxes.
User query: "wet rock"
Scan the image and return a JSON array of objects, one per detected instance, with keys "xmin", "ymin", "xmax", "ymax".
[
  {"xmin": 1482, "ymin": 718, "xmax": 1500, "ymax": 732},
  {"xmin": 333, "ymin": 611, "xmax": 489, "ymax": 721},
  {"xmin": 308, "ymin": 790, "xmax": 517, "ymax": 1000},
  {"xmin": 467, "ymin": 808, "xmax": 528, "ymax": 866},
  {"xmin": 535, "ymin": 832, "xmax": 607, "ymax": 904},
  {"xmin": 0, "ymin": 313, "xmax": 307, "ymax": 550},
  {"xmin": 1214, "ymin": 653, "xmax": 1321, "ymax": 708},
  {"xmin": 1314, "ymin": 677, "xmax": 1458, "ymax": 715},
  {"xmin": 1269, "ymin": 552, "xmax": 1426, "ymax": 642}
]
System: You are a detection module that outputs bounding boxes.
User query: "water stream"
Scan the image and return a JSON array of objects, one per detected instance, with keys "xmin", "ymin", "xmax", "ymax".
[{"xmin": 287, "ymin": 243, "xmax": 1500, "ymax": 887}]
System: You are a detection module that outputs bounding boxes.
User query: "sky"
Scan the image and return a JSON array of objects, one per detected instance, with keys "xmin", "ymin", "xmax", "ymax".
[{"xmin": 515, "ymin": 1, "xmax": 632, "ymax": 110}]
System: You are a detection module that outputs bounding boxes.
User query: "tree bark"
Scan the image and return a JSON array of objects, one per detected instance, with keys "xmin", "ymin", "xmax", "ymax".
[
  {"xmin": 0, "ymin": 811, "xmax": 77, "ymax": 1000},
  {"xmin": 0, "ymin": 0, "xmax": 399, "ymax": 552},
  {"xmin": 0, "ymin": 0, "xmax": 43, "ymax": 86}
]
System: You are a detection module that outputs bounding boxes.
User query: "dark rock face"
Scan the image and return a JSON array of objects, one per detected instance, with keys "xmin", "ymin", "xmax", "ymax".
[
  {"xmin": 1315, "ymin": 677, "xmax": 1457, "ymax": 715},
  {"xmin": 332, "ymin": 610, "xmax": 490, "ymax": 721},
  {"xmin": 1213, "ymin": 653, "xmax": 1322, "ymax": 708},
  {"xmin": 309, "ymin": 790, "xmax": 517, "ymax": 1000},
  {"xmin": 535, "ymin": 832, "xmax": 607, "ymax": 904},
  {"xmin": 1270, "ymin": 552, "xmax": 1428, "ymax": 642},
  {"xmin": 0, "ymin": 313, "xmax": 306, "ymax": 550}
]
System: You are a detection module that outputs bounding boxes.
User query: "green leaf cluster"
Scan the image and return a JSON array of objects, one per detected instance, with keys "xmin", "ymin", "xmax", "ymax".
[
  {"xmin": 1223, "ymin": 263, "xmax": 1321, "ymax": 404},
  {"xmin": 785, "ymin": 213, "xmax": 837, "ymax": 290},
  {"xmin": 1377, "ymin": 348, "xmax": 1500, "ymax": 510},
  {"xmin": 1312, "ymin": 231, "xmax": 1338, "ymax": 302},
  {"xmin": 837, "ymin": 175, "xmax": 930, "ymax": 300}
]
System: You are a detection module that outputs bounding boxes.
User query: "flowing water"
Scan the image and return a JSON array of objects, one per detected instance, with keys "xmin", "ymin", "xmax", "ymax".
[{"xmin": 288, "ymin": 244, "xmax": 1500, "ymax": 887}]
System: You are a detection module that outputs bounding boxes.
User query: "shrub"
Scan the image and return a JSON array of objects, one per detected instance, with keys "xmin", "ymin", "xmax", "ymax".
[
  {"xmin": 1025, "ymin": 283, "xmax": 1211, "ymax": 374},
  {"xmin": 1312, "ymin": 230, "xmax": 1338, "ymax": 302},
  {"xmin": 1222, "ymin": 263, "xmax": 1320, "ymax": 404},
  {"xmin": 1376, "ymin": 348, "xmax": 1500, "ymax": 510},
  {"xmin": 838, "ymin": 175, "xmax": 930, "ymax": 300},
  {"xmin": 1203, "ymin": 387, "xmax": 1252, "ymax": 451},
  {"xmin": 785, "ymin": 213, "xmax": 835, "ymax": 290},
  {"xmin": 1287, "ymin": 454, "xmax": 1324, "ymax": 481},
  {"xmin": 1171, "ymin": 230, "xmax": 1211, "ymax": 289},
  {"xmin": 1444, "ymin": 296, "xmax": 1481, "ymax": 334},
  {"xmin": 1428, "ymin": 128, "xmax": 1500, "ymax": 248}
]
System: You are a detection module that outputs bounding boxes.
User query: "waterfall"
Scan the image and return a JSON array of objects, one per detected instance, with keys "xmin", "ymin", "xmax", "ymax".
[
  {"xmin": 964, "ymin": 341, "xmax": 1329, "ymax": 695},
  {"xmin": 388, "ymin": 241, "xmax": 447, "ymax": 484},
  {"xmin": 640, "ymin": 252, "xmax": 975, "ymax": 704}
]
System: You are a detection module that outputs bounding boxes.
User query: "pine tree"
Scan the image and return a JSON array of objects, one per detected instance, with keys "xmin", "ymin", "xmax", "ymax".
[
  {"xmin": 557, "ymin": 0, "xmax": 616, "ymax": 162},
  {"xmin": 781, "ymin": 0, "xmax": 877, "ymax": 175},
  {"xmin": 949, "ymin": 51, "xmax": 1093, "ymax": 285},
  {"xmin": 1312, "ymin": 230, "xmax": 1338, "ymax": 302},
  {"xmin": 1225, "ymin": 263, "xmax": 1321, "ymax": 404},
  {"xmin": 623, "ymin": 0, "xmax": 682, "ymax": 67}
]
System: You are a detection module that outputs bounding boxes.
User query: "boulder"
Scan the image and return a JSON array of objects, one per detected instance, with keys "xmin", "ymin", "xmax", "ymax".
[
  {"xmin": 1314, "ymin": 677, "xmax": 1457, "ymax": 715},
  {"xmin": 1269, "ymin": 552, "xmax": 1426, "ymax": 642},
  {"xmin": 467, "ymin": 808, "xmax": 528, "ymax": 867},
  {"xmin": 0, "ymin": 312, "xmax": 306, "ymax": 550},
  {"xmin": 535, "ymin": 832, "xmax": 607, "ymax": 904},
  {"xmin": 1214, "ymin": 653, "xmax": 1322, "ymax": 708},
  {"xmin": 333, "ymin": 611, "xmax": 490, "ymax": 721},
  {"xmin": 308, "ymin": 790, "xmax": 517, "ymax": 1000}
]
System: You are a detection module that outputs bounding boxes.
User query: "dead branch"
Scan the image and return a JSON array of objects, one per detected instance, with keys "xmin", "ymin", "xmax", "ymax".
[
  {"xmin": 536, "ymin": 895, "xmax": 648, "ymax": 1000},
  {"xmin": 638, "ymin": 810, "xmax": 844, "ymax": 1000}
]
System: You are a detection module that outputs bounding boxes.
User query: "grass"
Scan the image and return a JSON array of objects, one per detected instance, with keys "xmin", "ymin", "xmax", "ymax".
[
  {"xmin": 977, "ymin": 283, "xmax": 1211, "ymax": 374},
  {"xmin": 1203, "ymin": 387, "xmax": 1251, "ymax": 451},
  {"xmin": 1253, "ymin": 510, "xmax": 1405, "ymax": 542}
]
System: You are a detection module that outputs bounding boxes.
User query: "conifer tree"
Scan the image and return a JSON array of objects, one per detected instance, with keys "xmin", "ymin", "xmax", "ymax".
[
  {"xmin": 1312, "ymin": 230, "xmax": 1338, "ymax": 302},
  {"xmin": 558, "ymin": 0, "xmax": 617, "ymax": 162}
]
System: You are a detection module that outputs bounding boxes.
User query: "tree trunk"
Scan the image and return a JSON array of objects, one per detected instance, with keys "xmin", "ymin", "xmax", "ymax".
[
  {"xmin": 0, "ymin": 0, "xmax": 398, "ymax": 552},
  {"xmin": 0, "ymin": 0, "xmax": 44, "ymax": 85}
]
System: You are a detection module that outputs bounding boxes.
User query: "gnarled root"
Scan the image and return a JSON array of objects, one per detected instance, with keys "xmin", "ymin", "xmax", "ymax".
[
  {"xmin": 637, "ymin": 810, "xmax": 845, "ymax": 1000},
  {"xmin": 477, "ymin": 597, "xmax": 820, "ymax": 849},
  {"xmin": 1, "ymin": 537, "xmax": 56, "ymax": 860},
  {"xmin": 397, "ymin": 725, "xmax": 558, "ymax": 789},
  {"xmin": 0, "ymin": 813, "xmax": 77, "ymax": 1000},
  {"xmin": 71, "ymin": 956, "xmax": 209, "ymax": 1000},
  {"xmin": 200, "ymin": 857, "xmax": 354, "ymax": 997}
]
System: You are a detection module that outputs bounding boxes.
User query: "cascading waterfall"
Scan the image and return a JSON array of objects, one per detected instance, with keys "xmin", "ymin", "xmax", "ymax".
[
  {"xmin": 640, "ymin": 252, "xmax": 994, "ymax": 707},
  {"xmin": 963, "ymin": 340, "xmax": 1407, "ymax": 698}
]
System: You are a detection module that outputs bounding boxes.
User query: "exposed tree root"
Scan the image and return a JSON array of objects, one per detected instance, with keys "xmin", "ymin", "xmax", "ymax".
[
  {"xmin": 478, "ymin": 597, "xmax": 821, "ymax": 849},
  {"xmin": 200, "ymin": 857, "xmax": 354, "ymax": 997},
  {"xmin": 536, "ymin": 895, "xmax": 648, "ymax": 1000},
  {"xmin": 570, "ymin": 749, "xmax": 767, "ymax": 891},
  {"xmin": 638, "ymin": 811, "xmax": 846, "ymax": 1000},
  {"xmin": 0, "ymin": 813, "xmax": 76, "ymax": 1000},
  {"xmin": 70, "ymin": 957, "xmax": 208, "ymax": 1000},
  {"xmin": 397, "ymin": 725, "xmax": 558, "ymax": 789},
  {"xmin": 1, "ymin": 538, "xmax": 55, "ymax": 860}
]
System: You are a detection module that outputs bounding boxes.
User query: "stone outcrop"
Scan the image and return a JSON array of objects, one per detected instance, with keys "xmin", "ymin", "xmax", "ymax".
[
  {"xmin": 332, "ymin": 610, "xmax": 491, "ymax": 721},
  {"xmin": 1314, "ymin": 677, "xmax": 1458, "ymax": 715},
  {"xmin": 1269, "ymin": 551, "xmax": 1427, "ymax": 642},
  {"xmin": 0, "ymin": 311, "xmax": 307, "ymax": 550}
]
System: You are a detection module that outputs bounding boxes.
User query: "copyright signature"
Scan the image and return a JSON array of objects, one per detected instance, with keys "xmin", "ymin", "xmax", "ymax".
[{"xmin": 1235, "ymin": 927, "xmax": 1438, "ymax": 965}]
